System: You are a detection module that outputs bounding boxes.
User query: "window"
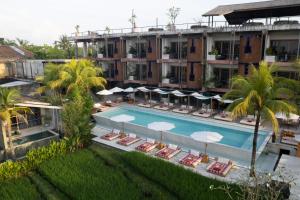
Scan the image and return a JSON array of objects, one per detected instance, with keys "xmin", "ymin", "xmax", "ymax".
[
  {"xmin": 126, "ymin": 63, "xmax": 147, "ymax": 80},
  {"xmin": 166, "ymin": 65, "xmax": 187, "ymax": 84},
  {"xmin": 215, "ymin": 41, "xmax": 239, "ymax": 60},
  {"xmin": 169, "ymin": 42, "xmax": 188, "ymax": 59},
  {"xmin": 147, "ymin": 40, "xmax": 152, "ymax": 53},
  {"xmin": 190, "ymin": 39, "xmax": 196, "ymax": 53},
  {"xmin": 213, "ymin": 67, "xmax": 238, "ymax": 88},
  {"xmin": 189, "ymin": 62, "xmax": 195, "ymax": 81},
  {"xmin": 244, "ymin": 37, "xmax": 252, "ymax": 54},
  {"xmin": 270, "ymin": 40, "xmax": 298, "ymax": 62}
]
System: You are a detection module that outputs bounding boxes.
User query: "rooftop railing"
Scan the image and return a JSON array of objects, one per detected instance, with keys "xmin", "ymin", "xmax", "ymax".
[{"xmin": 68, "ymin": 17, "xmax": 300, "ymax": 41}]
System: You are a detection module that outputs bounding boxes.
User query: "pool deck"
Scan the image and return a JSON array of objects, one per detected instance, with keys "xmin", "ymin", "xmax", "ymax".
[{"xmin": 92, "ymin": 125, "xmax": 278, "ymax": 184}]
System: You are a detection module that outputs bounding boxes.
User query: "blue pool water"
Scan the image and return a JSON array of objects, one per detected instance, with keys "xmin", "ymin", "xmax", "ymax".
[{"xmin": 99, "ymin": 106, "xmax": 269, "ymax": 150}]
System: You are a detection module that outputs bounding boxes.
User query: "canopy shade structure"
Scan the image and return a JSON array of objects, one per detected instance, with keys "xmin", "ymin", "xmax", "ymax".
[
  {"xmin": 137, "ymin": 86, "xmax": 150, "ymax": 93},
  {"xmin": 275, "ymin": 112, "xmax": 299, "ymax": 120},
  {"xmin": 97, "ymin": 89, "xmax": 113, "ymax": 96},
  {"xmin": 153, "ymin": 88, "xmax": 169, "ymax": 95},
  {"xmin": 109, "ymin": 87, "xmax": 124, "ymax": 93},
  {"xmin": 124, "ymin": 87, "xmax": 135, "ymax": 93},
  {"xmin": 171, "ymin": 90, "xmax": 186, "ymax": 97},
  {"xmin": 203, "ymin": 0, "xmax": 300, "ymax": 25},
  {"xmin": 110, "ymin": 114, "xmax": 135, "ymax": 133},
  {"xmin": 191, "ymin": 92, "xmax": 211, "ymax": 100}
]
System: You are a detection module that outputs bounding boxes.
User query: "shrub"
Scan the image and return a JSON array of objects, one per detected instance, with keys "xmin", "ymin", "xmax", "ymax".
[{"xmin": 0, "ymin": 139, "xmax": 75, "ymax": 181}]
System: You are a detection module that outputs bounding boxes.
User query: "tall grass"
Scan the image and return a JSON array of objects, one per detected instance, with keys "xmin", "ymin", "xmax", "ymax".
[
  {"xmin": 38, "ymin": 149, "xmax": 172, "ymax": 200},
  {"xmin": 0, "ymin": 177, "xmax": 41, "ymax": 200}
]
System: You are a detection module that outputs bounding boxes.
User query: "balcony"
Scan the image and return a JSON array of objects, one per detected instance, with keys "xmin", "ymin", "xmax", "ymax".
[
  {"xmin": 265, "ymin": 40, "xmax": 299, "ymax": 64},
  {"xmin": 124, "ymin": 63, "xmax": 148, "ymax": 84},
  {"xmin": 161, "ymin": 64, "xmax": 187, "ymax": 88}
]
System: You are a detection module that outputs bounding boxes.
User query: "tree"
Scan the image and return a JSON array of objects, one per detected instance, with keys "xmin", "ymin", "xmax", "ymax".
[
  {"xmin": 36, "ymin": 59, "xmax": 106, "ymax": 100},
  {"xmin": 57, "ymin": 35, "xmax": 72, "ymax": 58},
  {"xmin": 0, "ymin": 88, "xmax": 31, "ymax": 159},
  {"xmin": 167, "ymin": 6, "xmax": 180, "ymax": 25},
  {"xmin": 16, "ymin": 38, "xmax": 30, "ymax": 47},
  {"xmin": 52, "ymin": 59, "xmax": 106, "ymax": 98},
  {"xmin": 224, "ymin": 61, "xmax": 296, "ymax": 177}
]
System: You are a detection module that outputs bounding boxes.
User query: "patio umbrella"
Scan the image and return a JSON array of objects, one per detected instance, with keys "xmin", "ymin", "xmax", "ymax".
[
  {"xmin": 148, "ymin": 122, "xmax": 175, "ymax": 143},
  {"xmin": 97, "ymin": 89, "xmax": 113, "ymax": 96},
  {"xmin": 191, "ymin": 131, "xmax": 223, "ymax": 155},
  {"xmin": 275, "ymin": 112, "xmax": 299, "ymax": 120},
  {"xmin": 93, "ymin": 103, "xmax": 102, "ymax": 109},
  {"xmin": 124, "ymin": 87, "xmax": 135, "ymax": 93},
  {"xmin": 110, "ymin": 114, "xmax": 135, "ymax": 133},
  {"xmin": 109, "ymin": 87, "xmax": 124, "ymax": 93}
]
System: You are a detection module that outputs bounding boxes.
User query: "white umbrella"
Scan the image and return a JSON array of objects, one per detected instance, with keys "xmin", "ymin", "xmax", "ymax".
[
  {"xmin": 137, "ymin": 86, "xmax": 149, "ymax": 92},
  {"xmin": 276, "ymin": 112, "xmax": 299, "ymax": 120},
  {"xmin": 191, "ymin": 131, "xmax": 223, "ymax": 154},
  {"xmin": 97, "ymin": 89, "xmax": 113, "ymax": 95},
  {"xmin": 110, "ymin": 114, "xmax": 135, "ymax": 133},
  {"xmin": 148, "ymin": 122, "xmax": 175, "ymax": 143},
  {"xmin": 124, "ymin": 87, "xmax": 135, "ymax": 93},
  {"xmin": 93, "ymin": 103, "xmax": 102, "ymax": 109},
  {"xmin": 109, "ymin": 87, "xmax": 124, "ymax": 93}
]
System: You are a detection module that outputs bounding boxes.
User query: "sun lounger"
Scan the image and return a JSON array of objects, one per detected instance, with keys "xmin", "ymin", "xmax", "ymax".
[
  {"xmin": 240, "ymin": 115, "xmax": 258, "ymax": 126},
  {"xmin": 172, "ymin": 105, "xmax": 189, "ymax": 114},
  {"xmin": 136, "ymin": 138, "xmax": 157, "ymax": 152},
  {"xmin": 281, "ymin": 130, "xmax": 298, "ymax": 146},
  {"xmin": 138, "ymin": 102, "xmax": 151, "ymax": 108},
  {"xmin": 100, "ymin": 129, "xmax": 120, "ymax": 141},
  {"xmin": 117, "ymin": 133, "xmax": 141, "ymax": 146},
  {"xmin": 214, "ymin": 111, "xmax": 233, "ymax": 122},
  {"xmin": 192, "ymin": 109, "xmax": 212, "ymax": 118},
  {"xmin": 155, "ymin": 144, "xmax": 181, "ymax": 159},
  {"xmin": 179, "ymin": 150, "xmax": 203, "ymax": 167},
  {"xmin": 154, "ymin": 102, "xmax": 174, "ymax": 111},
  {"xmin": 207, "ymin": 160, "xmax": 233, "ymax": 177}
]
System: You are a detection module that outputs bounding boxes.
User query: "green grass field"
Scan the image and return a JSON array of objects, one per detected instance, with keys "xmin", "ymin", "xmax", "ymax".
[{"xmin": 0, "ymin": 144, "xmax": 237, "ymax": 200}]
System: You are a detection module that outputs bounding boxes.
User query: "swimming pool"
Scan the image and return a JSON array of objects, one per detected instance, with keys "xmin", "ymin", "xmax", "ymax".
[
  {"xmin": 13, "ymin": 131, "xmax": 56, "ymax": 146},
  {"xmin": 98, "ymin": 106, "xmax": 269, "ymax": 151}
]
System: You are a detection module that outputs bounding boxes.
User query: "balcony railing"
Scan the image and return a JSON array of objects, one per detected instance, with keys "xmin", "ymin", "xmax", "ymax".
[{"xmin": 68, "ymin": 17, "xmax": 300, "ymax": 40}]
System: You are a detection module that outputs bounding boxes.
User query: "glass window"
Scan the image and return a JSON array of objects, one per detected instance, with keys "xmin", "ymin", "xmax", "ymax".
[
  {"xmin": 214, "ymin": 41, "xmax": 239, "ymax": 60},
  {"xmin": 270, "ymin": 40, "xmax": 298, "ymax": 62}
]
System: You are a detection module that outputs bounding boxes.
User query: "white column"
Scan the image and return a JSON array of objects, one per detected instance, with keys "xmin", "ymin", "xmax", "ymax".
[{"xmin": 83, "ymin": 42, "xmax": 88, "ymax": 58}]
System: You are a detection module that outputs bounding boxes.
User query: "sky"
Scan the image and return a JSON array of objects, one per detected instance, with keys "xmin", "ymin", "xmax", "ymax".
[{"xmin": 0, "ymin": 0, "xmax": 265, "ymax": 45}]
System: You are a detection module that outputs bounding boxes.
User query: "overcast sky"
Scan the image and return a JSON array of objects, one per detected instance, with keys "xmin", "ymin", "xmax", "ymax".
[{"xmin": 0, "ymin": 0, "xmax": 265, "ymax": 45}]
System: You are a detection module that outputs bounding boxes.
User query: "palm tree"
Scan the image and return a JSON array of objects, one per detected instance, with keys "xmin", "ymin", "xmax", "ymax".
[
  {"xmin": 224, "ymin": 61, "xmax": 296, "ymax": 177},
  {"xmin": 57, "ymin": 35, "xmax": 72, "ymax": 58},
  {"xmin": 16, "ymin": 38, "xmax": 30, "ymax": 47},
  {"xmin": 37, "ymin": 59, "xmax": 106, "ymax": 99},
  {"xmin": 0, "ymin": 88, "xmax": 31, "ymax": 159}
]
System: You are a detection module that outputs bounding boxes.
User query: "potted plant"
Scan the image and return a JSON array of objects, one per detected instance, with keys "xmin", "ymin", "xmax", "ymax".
[
  {"xmin": 128, "ymin": 46, "xmax": 137, "ymax": 58},
  {"xmin": 265, "ymin": 47, "xmax": 276, "ymax": 62},
  {"xmin": 207, "ymin": 48, "xmax": 218, "ymax": 60},
  {"xmin": 162, "ymin": 76, "xmax": 170, "ymax": 84},
  {"xmin": 98, "ymin": 46, "xmax": 105, "ymax": 58},
  {"xmin": 162, "ymin": 46, "xmax": 171, "ymax": 59}
]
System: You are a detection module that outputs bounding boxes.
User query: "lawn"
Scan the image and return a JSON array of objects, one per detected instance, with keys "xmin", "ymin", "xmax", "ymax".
[{"xmin": 0, "ymin": 144, "xmax": 237, "ymax": 200}]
